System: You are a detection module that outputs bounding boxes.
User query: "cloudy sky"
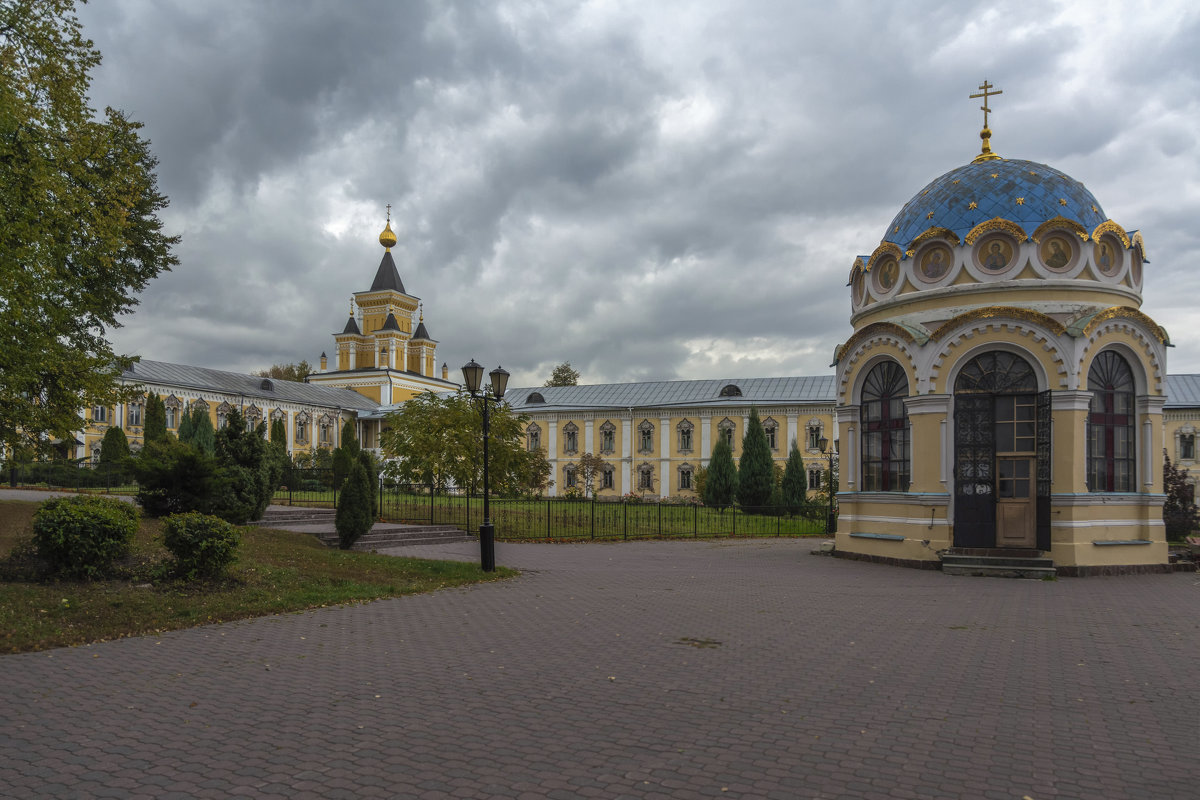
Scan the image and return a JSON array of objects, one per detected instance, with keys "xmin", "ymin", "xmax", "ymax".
[{"xmin": 75, "ymin": 0, "xmax": 1200, "ymax": 386}]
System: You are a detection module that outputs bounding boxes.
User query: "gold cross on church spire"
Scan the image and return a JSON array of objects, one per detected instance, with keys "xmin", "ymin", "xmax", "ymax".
[{"xmin": 969, "ymin": 79, "xmax": 1003, "ymax": 163}]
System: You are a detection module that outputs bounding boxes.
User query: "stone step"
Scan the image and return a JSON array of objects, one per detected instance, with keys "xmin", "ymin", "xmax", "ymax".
[
  {"xmin": 941, "ymin": 554, "xmax": 1057, "ymax": 579},
  {"xmin": 317, "ymin": 525, "xmax": 473, "ymax": 550}
]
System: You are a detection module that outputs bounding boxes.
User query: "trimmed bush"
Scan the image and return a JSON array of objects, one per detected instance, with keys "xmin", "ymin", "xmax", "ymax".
[
  {"xmin": 161, "ymin": 512, "xmax": 240, "ymax": 579},
  {"xmin": 32, "ymin": 495, "xmax": 139, "ymax": 579},
  {"xmin": 134, "ymin": 437, "xmax": 223, "ymax": 517}
]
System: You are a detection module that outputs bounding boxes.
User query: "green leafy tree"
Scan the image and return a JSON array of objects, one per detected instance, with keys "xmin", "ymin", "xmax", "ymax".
[
  {"xmin": 143, "ymin": 393, "xmax": 167, "ymax": 443},
  {"xmin": 254, "ymin": 361, "xmax": 313, "ymax": 382},
  {"xmin": 0, "ymin": 0, "xmax": 178, "ymax": 460},
  {"xmin": 703, "ymin": 437, "xmax": 738, "ymax": 510},
  {"xmin": 737, "ymin": 407, "xmax": 774, "ymax": 510},
  {"xmin": 336, "ymin": 459, "xmax": 373, "ymax": 549},
  {"xmin": 381, "ymin": 390, "xmax": 549, "ymax": 496},
  {"xmin": 576, "ymin": 452, "xmax": 606, "ymax": 496},
  {"xmin": 543, "ymin": 362, "xmax": 580, "ymax": 387},
  {"xmin": 780, "ymin": 438, "xmax": 808, "ymax": 515},
  {"xmin": 1163, "ymin": 451, "xmax": 1199, "ymax": 542}
]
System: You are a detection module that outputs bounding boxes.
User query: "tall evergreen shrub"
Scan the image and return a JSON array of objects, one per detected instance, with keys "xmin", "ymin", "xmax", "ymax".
[
  {"xmin": 781, "ymin": 438, "xmax": 808, "ymax": 515},
  {"xmin": 143, "ymin": 394, "xmax": 167, "ymax": 443},
  {"xmin": 737, "ymin": 407, "xmax": 774, "ymax": 510},
  {"xmin": 704, "ymin": 438, "xmax": 738, "ymax": 510},
  {"xmin": 336, "ymin": 460, "xmax": 373, "ymax": 549}
]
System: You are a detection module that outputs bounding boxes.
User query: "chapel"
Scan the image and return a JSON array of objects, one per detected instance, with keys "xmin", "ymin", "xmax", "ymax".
[{"xmin": 831, "ymin": 82, "xmax": 1171, "ymax": 575}]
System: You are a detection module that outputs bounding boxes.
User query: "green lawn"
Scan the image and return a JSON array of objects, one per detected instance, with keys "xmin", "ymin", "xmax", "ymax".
[{"xmin": 0, "ymin": 499, "xmax": 513, "ymax": 654}]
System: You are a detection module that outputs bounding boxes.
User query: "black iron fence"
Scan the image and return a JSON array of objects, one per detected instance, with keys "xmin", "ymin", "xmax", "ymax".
[
  {"xmin": 5, "ymin": 461, "xmax": 137, "ymax": 494},
  {"xmin": 379, "ymin": 484, "xmax": 827, "ymax": 541}
]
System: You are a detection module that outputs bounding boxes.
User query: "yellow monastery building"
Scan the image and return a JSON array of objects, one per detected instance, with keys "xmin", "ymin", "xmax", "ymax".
[{"xmin": 70, "ymin": 89, "xmax": 1200, "ymax": 575}]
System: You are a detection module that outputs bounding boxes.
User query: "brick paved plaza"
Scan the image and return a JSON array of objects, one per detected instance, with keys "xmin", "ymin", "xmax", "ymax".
[{"xmin": 1, "ymin": 538, "xmax": 1197, "ymax": 799}]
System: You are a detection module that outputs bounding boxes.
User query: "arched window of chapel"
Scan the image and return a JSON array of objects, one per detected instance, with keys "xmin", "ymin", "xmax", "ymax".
[
  {"xmin": 860, "ymin": 360, "xmax": 910, "ymax": 492},
  {"xmin": 1086, "ymin": 351, "xmax": 1136, "ymax": 492}
]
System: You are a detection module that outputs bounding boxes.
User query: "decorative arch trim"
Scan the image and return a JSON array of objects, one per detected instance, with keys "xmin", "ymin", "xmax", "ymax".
[
  {"xmin": 837, "ymin": 322, "xmax": 916, "ymax": 366},
  {"xmin": 1080, "ymin": 307, "xmax": 1169, "ymax": 344},
  {"xmin": 906, "ymin": 226, "xmax": 961, "ymax": 257},
  {"xmin": 1031, "ymin": 216, "xmax": 1089, "ymax": 243},
  {"xmin": 930, "ymin": 306, "xmax": 1067, "ymax": 342},
  {"xmin": 1131, "ymin": 232, "xmax": 1148, "ymax": 261},
  {"xmin": 1091, "ymin": 220, "xmax": 1131, "ymax": 249},
  {"xmin": 963, "ymin": 217, "xmax": 1028, "ymax": 245},
  {"xmin": 866, "ymin": 242, "xmax": 903, "ymax": 271}
]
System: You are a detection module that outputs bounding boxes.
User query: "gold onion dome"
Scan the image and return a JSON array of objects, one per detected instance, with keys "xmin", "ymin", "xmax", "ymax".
[{"xmin": 379, "ymin": 220, "xmax": 398, "ymax": 250}]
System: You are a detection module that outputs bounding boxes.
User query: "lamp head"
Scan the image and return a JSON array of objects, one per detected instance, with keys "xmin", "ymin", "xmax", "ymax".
[
  {"xmin": 461, "ymin": 359, "xmax": 484, "ymax": 394},
  {"xmin": 489, "ymin": 365, "xmax": 510, "ymax": 400},
  {"xmin": 818, "ymin": 436, "xmax": 829, "ymax": 454}
]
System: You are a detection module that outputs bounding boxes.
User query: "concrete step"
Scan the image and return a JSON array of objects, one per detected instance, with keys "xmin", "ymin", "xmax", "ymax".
[
  {"xmin": 941, "ymin": 553, "xmax": 1056, "ymax": 579},
  {"xmin": 317, "ymin": 525, "xmax": 474, "ymax": 550}
]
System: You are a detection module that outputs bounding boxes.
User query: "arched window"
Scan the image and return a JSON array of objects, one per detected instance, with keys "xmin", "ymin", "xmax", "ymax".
[
  {"xmin": 599, "ymin": 421, "xmax": 616, "ymax": 454},
  {"xmin": 1087, "ymin": 351, "xmax": 1135, "ymax": 492},
  {"xmin": 860, "ymin": 361, "xmax": 910, "ymax": 491},
  {"xmin": 638, "ymin": 420, "xmax": 654, "ymax": 453},
  {"xmin": 526, "ymin": 423, "xmax": 541, "ymax": 452},
  {"xmin": 563, "ymin": 422, "xmax": 579, "ymax": 454}
]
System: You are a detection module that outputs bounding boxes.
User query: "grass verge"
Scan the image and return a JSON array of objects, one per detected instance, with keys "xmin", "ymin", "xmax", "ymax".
[{"xmin": 0, "ymin": 499, "xmax": 513, "ymax": 654}]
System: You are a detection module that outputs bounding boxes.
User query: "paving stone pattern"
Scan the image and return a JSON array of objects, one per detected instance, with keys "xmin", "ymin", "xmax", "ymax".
[{"xmin": 2, "ymin": 538, "xmax": 1197, "ymax": 799}]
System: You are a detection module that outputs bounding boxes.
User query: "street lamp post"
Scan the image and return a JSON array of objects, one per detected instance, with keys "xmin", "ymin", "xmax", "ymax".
[
  {"xmin": 461, "ymin": 359, "xmax": 510, "ymax": 572},
  {"xmin": 818, "ymin": 436, "xmax": 838, "ymax": 535}
]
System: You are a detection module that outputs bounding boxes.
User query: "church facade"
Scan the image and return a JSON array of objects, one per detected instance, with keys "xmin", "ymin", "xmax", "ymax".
[{"xmin": 831, "ymin": 86, "xmax": 1173, "ymax": 574}]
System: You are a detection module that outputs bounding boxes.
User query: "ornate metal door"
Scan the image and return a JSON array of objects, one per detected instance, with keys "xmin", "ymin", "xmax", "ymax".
[{"xmin": 954, "ymin": 394, "xmax": 995, "ymax": 547}]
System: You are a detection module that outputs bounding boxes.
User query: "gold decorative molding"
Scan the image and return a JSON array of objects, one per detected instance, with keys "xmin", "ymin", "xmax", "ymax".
[
  {"xmin": 1091, "ymin": 220, "xmax": 1131, "ymax": 249},
  {"xmin": 1131, "ymin": 231, "xmax": 1148, "ymax": 261},
  {"xmin": 930, "ymin": 306, "xmax": 1068, "ymax": 341},
  {"xmin": 907, "ymin": 227, "xmax": 961, "ymax": 257},
  {"xmin": 964, "ymin": 217, "xmax": 1028, "ymax": 245},
  {"xmin": 866, "ymin": 242, "xmax": 903, "ymax": 272},
  {"xmin": 1031, "ymin": 216, "xmax": 1088, "ymax": 243},
  {"xmin": 1080, "ymin": 307, "xmax": 1170, "ymax": 344},
  {"xmin": 837, "ymin": 322, "xmax": 918, "ymax": 365}
]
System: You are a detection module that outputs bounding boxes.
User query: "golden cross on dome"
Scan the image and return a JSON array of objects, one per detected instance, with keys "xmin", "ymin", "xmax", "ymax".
[
  {"xmin": 969, "ymin": 80, "xmax": 1003, "ymax": 163},
  {"xmin": 970, "ymin": 80, "xmax": 1002, "ymax": 129},
  {"xmin": 386, "ymin": 203, "xmax": 392, "ymax": 223}
]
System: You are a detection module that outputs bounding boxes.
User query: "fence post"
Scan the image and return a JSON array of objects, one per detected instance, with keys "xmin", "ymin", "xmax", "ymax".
[
  {"xmin": 623, "ymin": 500, "xmax": 628, "ymax": 540},
  {"xmin": 546, "ymin": 498, "xmax": 550, "ymax": 539},
  {"xmin": 732, "ymin": 506, "xmax": 736, "ymax": 538},
  {"xmin": 657, "ymin": 502, "xmax": 662, "ymax": 537},
  {"xmin": 694, "ymin": 503, "xmax": 698, "ymax": 538},
  {"xmin": 591, "ymin": 497, "xmax": 596, "ymax": 540}
]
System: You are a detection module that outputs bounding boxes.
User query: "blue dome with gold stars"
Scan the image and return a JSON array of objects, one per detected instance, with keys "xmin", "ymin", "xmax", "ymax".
[{"xmin": 883, "ymin": 158, "xmax": 1107, "ymax": 250}]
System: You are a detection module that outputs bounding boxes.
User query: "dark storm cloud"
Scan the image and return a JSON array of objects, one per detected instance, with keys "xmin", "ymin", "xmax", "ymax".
[{"xmin": 75, "ymin": 0, "xmax": 1200, "ymax": 385}]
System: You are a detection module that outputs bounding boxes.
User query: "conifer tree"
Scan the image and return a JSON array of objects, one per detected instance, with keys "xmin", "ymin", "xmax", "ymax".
[
  {"xmin": 269, "ymin": 417, "xmax": 287, "ymax": 446},
  {"xmin": 99, "ymin": 426, "xmax": 130, "ymax": 464},
  {"xmin": 143, "ymin": 394, "xmax": 167, "ymax": 443},
  {"xmin": 737, "ymin": 407, "xmax": 774, "ymax": 510},
  {"xmin": 177, "ymin": 408, "xmax": 195, "ymax": 445},
  {"xmin": 703, "ymin": 437, "xmax": 738, "ymax": 510},
  {"xmin": 781, "ymin": 438, "xmax": 808, "ymax": 515},
  {"xmin": 336, "ymin": 460, "xmax": 373, "ymax": 549},
  {"xmin": 190, "ymin": 408, "xmax": 216, "ymax": 455}
]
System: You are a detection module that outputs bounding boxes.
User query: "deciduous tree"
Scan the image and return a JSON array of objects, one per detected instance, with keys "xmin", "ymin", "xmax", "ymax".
[
  {"xmin": 380, "ymin": 390, "xmax": 549, "ymax": 496},
  {"xmin": 1163, "ymin": 451, "xmax": 1199, "ymax": 542},
  {"xmin": 0, "ymin": 0, "xmax": 178, "ymax": 459},
  {"xmin": 543, "ymin": 362, "xmax": 580, "ymax": 387},
  {"xmin": 254, "ymin": 361, "xmax": 313, "ymax": 382}
]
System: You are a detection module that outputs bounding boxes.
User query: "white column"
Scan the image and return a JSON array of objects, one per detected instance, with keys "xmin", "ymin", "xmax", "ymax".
[
  {"xmin": 547, "ymin": 421, "xmax": 558, "ymax": 497},
  {"xmin": 660, "ymin": 415, "xmax": 670, "ymax": 497},
  {"xmin": 786, "ymin": 413, "xmax": 799, "ymax": 451},
  {"xmin": 348, "ymin": 344, "xmax": 356, "ymax": 370},
  {"xmin": 835, "ymin": 405, "xmax": 860, "ymax": 489},
  {"xmin": 621, "ymin": 417, "xmax": 632, "ymax": 494},
  {"xmin": 700, "ymin": 412, "xmax": 712, "ymax": 466}
]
